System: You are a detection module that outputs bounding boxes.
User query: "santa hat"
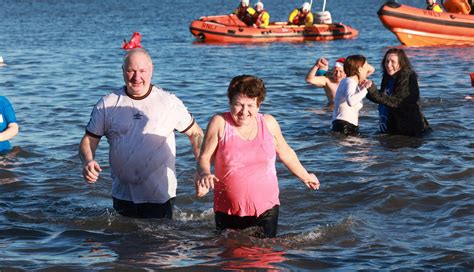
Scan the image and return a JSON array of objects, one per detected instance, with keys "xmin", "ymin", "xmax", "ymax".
[{"xmin": 334, "ymin": 58, "xmax": 345, "ymax": 68}]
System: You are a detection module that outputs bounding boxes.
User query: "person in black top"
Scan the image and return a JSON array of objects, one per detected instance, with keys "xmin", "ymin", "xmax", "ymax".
[{"xmin": 366, "ymin": 48, "xmax": 430, "ymax": 137}]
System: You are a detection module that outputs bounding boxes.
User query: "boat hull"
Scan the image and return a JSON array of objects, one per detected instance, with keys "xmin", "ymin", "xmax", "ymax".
[
  {"xmin": 378, "ymin": 2, "xmax": 474, "ymax": 46},
  {"xmin": 189, "ymin": 15, "xmax": 358, "ymax": 43}
]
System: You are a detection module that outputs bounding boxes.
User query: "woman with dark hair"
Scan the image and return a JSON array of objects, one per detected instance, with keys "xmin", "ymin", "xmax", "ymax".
[
  {"xmin": 332, "ymin": 55, "xmax": 374, "ymax": 136},
  {"xmin": 366, "ymin": 48, "xmax": 430, "ymax": 137},
  {"xmin": 196, "ymin": 75, "xmax": 320, "ymax": 238}
]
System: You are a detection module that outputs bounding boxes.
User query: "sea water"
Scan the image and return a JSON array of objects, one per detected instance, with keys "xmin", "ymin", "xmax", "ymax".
[{"xmin": 0, "ymin": 0, "xmax": 473, "ymax": 270}]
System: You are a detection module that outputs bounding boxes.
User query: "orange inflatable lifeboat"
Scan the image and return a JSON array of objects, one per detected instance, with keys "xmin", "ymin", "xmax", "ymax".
[
  {"xmin": 378, "ymin": 1, "xmax": 474, "ymax": 46},
  {"xmin": 189, "ymin": 14, "xmax": 358, "ymax": 43}
]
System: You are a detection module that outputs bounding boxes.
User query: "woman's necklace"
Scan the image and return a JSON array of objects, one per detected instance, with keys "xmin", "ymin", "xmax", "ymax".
[{"xmin": 237, "ymin": 118, "xmax": 257, "ymax": 140}]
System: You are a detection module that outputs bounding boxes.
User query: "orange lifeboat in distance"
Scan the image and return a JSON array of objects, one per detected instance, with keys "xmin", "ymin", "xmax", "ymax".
[
  {"xmin": 189, "ymin": 14, "xmax": 358, "ymax": 43},
  {"xmin": 378, "ymin": 1, "xmax": 474, "ymax": 47}
]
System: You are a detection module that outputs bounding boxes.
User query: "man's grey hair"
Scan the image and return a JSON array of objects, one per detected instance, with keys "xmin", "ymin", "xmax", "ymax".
[{"xmin": 122, "ymin": 48, "xmax": 153, "ymax": 68}]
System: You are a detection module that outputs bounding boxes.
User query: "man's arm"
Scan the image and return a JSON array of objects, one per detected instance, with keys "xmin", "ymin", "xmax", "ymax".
[
  {"xmin": 306, "ymin": 58, "xmax": 330, "ymax": 87},
  {"xmin": 79, "ymin": 133, "xmax": 102, "ymax": 183},
  {"xmin": 183, "ymin": 121, "xmax": 204, "ymax": 160}
]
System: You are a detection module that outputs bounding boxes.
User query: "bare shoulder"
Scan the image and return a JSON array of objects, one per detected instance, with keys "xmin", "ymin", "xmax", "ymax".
[
  {"xmin": 210, "ymin": 113, "xmax": 225, "ymax": 126},
  {"xmin": 263, "ymin": 114, "xmax": 281, "ymax": 133},
  {"xmin": 263, "ymin": 113, "xmax": 277, "ymax": 122},
  {"xmin": 207, "ymin": 113, "xmax": 226, "ymax": 137}
]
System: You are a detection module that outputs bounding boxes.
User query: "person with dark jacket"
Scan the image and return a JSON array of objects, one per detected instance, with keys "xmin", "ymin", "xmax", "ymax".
[{"xmin": 366, "ymin": 48, "xmax": 430, "ymax": 137}]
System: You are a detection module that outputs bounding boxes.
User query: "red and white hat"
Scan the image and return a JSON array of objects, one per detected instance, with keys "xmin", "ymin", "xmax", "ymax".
[{"xmin": 334, "ymin": 58, "xmax": 345, "ymax": 68}]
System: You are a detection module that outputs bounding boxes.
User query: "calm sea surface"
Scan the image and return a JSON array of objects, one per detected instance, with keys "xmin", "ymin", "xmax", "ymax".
[{"xmin": 1, "ymin": 0, "xmax": 473, "ymax": 270}]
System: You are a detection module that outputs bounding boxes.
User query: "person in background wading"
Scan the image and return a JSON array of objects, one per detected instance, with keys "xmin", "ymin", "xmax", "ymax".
[
  {"xmin": 0, "ymin": 96, "xmax": 19, "ymax": 153},
  {"xmin": 306, "ymin": 57, "xmax": 347, "ymax": 107},
  {"xmin": 366, "ymin": 48, "xmax": 430, "ymax": 137},
  {"xmin": 331, "ymin": 55, "xmax": 375, "ymax": 136}
]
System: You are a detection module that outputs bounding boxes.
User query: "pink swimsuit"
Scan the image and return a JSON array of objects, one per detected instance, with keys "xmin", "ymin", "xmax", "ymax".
[{"xmin": 214, "ymin": 112, "xmax": 280, "ymax": 217}]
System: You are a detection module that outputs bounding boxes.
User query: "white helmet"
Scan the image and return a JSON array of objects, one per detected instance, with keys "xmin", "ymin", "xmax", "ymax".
[
  {"xmin": 302, "ymin": 2, "xmax": 311, "ymax": 12},
  {"xmin": 255, "ymin": 1, "xmax": 264, "ymax": 9},
  {"xmin": 241, "ymin": 0, "xmax": 249, "ymax": 6}
]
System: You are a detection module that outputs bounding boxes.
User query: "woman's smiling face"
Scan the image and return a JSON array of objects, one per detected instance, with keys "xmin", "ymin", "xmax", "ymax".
[
  {"xmin": 385, "ymin": 53, "xmax": 401, "ymax": 76},
  {"xmin": 230, "ymin": 93, "xmax": 260, "ymax": 126}
]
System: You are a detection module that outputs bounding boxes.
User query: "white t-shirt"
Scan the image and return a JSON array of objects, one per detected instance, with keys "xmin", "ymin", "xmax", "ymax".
[
  {"xmin": 332, "ymin": 77, "xmax": 368, "ymax": 126},
  {"xmin": 86, "ymin": 85, "xmax": 194, "ymax": 203}
]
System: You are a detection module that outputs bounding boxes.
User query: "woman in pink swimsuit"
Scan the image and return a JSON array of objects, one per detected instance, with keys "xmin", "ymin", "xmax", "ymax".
[{"xmin": 196, "ymin": 75, "xmax": 320, "ymax": 238}]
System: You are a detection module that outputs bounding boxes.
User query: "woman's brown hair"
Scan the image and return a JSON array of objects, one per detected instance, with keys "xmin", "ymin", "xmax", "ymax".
[
  {"xmin": 227, "ymin": 75, "xmax": 266, "ymax": 106},
  {"xmin": 344, "ymin": 55, "xmax": 366, "ymax": 79}
]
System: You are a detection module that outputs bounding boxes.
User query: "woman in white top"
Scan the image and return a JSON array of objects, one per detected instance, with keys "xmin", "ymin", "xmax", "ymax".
[{"xmin": 332, "ymin": 55, "xmax": 374, "ymax": 136}]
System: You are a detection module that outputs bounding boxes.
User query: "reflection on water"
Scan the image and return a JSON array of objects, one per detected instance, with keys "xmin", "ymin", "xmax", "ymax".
[
  {"xmin": 218, "ymin": 244, "xmax": 286, "ymax": 270},
  {"xmin": 0, "ymin": 147, "xmax": 23, "ymax": 185},
  {"xmin": 376, "ymin": 134, "xmax": 427, "ymax": 149}
]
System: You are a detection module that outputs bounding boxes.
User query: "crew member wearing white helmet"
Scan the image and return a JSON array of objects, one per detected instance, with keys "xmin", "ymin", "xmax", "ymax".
[
  {"xmin": 253, "ymin": 2, "xmax": 270, "ymax": 28},
  {"xmin": 233, "ymin": 0, "xmax": 256, "ymax": 26},
  {"xmin": 288, "ymin": 2, "xmax": 314, "ymax": 26},
  {"xmin": 426, "ymin": 0, "xmax": 443, "ymax": 12}
]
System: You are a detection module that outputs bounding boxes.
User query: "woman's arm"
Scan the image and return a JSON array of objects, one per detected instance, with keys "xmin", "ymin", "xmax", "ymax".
[
  {"xmin": 366, "ymin": 72, "xmax": 417, "ymax": 108},
  {"xmin": 264, "ymin": 114, "xmax": 320, "ymax": 190},
  {"xmin": 346, "ymin": 78, "xmax": 368, "ymax": 107},
  {"xmin": 196, "ymin": 114, "xmax": 224, "ymax": 197}
]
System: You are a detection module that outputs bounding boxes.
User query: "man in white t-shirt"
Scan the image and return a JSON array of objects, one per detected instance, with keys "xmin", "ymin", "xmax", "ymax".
[{"xmin": 79, "ymin": 48, "xmax": 204, "ymax": 219}]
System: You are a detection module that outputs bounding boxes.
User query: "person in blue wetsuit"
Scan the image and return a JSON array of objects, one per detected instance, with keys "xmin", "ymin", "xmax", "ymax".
[{"xmin": 0, "ymin": 96, "xmax": 19, "ymax": 152}]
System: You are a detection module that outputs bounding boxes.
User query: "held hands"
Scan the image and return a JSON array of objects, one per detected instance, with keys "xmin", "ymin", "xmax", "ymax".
[
  {"xmin": 82, "ymin": 160, "xmax": 102, "ymax": 183},
  {"xmin": 359, "ymin": 79, "xmax": 373, "ymax": 89},
  {"xmin": 302, "ymin": 173, "xmax": 320, "ymax": 190},
  {"xmin": 195, "ymin": 172, "xmax": 219, "ymax": 198}
]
